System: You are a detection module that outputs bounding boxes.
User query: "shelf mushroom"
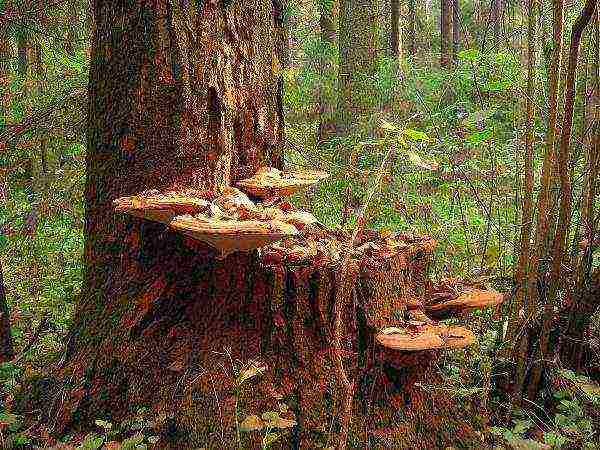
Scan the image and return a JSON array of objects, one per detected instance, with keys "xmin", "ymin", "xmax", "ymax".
[
  {"xmin": 375, "ymin": 324, "xmax": 475, "ymax": 351},
  {"xmin": 114, "ymin": 189, "xmax": 300, "ymax": 257},
  {"xmin": 169, "ymin": 215, "xmax": 298, "ymax": 257},
  {"xmin": 425, "ymin": 289, "xmax": 504, "ymax": 321},
  {"xmin": 113, "ymin": 193, "xmax": 212, "ymax": 224},
  {"xmin": 237, "ymin": 166, "xmax": 329, "ymax": 199}
]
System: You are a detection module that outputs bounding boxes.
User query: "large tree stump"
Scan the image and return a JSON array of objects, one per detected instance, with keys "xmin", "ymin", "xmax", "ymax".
[{"xmin": 55, "ymin": 204, "xmax": 486, "ymax": 448}]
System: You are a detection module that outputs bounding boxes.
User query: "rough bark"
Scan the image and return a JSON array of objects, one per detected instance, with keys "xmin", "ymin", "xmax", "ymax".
[
  {"xmin": 317, "ymin": 0, "xmax": 337, "ymax": 142},
  {"xmin": 440, "ymin": 0, "xmax": 452, "ymax": 67},
  {"xmin": 55, "ymin": 1, "xmax": 482, "ymax": 448},
  {"xmin": 407, "ymin": 0, "xmax": 416, "ymax": 55},
  {"xmin": 390, "ymin": 0, "xmax": 401, "ymax": 58},
  {"xmin": 17, "ymin": 32, "xmax": 27, "ymax": 77},
  {"xmin": 0, "ymin": 262, "xmax": 14, "ymax": 363},
  {"xmin": 452, "ymin": 0, "xmax": 460, "ymax": 63},
  {"xmin": 338, "ymin": 0, "xmax": 378, "ymax": 127}
]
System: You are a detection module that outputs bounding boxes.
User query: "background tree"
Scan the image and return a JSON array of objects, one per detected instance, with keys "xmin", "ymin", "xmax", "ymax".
[{"xmin": 440, "ymin": 0, "xmax": 452, "ymax": 66}]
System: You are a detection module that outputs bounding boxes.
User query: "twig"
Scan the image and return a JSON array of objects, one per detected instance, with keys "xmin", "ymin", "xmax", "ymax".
[{"xmin": 13, "ymin": 314, "xmax": 49, "ymax": 364}]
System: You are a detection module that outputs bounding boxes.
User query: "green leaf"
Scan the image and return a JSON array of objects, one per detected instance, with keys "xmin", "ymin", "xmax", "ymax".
[
  {"xmin": 380, "ymin": 119, "xmax": 398, "ymax": 131},
  {"xmin": 402, "ymin": 128, "xmax": 431, "ymax": 142},
  {"xmin": 405, "ymin": 150, "xmax": 439, "ymax": 171},
  {"xmin": 512, "ymin": 419, "xmax": 533, "ymax": 435},
  {"xmin": 120, "ymin": 433, "xmax": 145, "ymax": 450},
  {"xmin": 543, "ymin": 432, "xmax": 567, "ymax": 447},
  {"xmin": 80, "ymin": 433, "xmax": 104, "ymax": 450},
  {"xmin": 466, "ymin": 128, "xmax": 493, "ymax": 145}
]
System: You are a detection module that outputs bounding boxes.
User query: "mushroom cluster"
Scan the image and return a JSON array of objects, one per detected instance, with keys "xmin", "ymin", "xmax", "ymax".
[{"xmin": 113, "ymin": 167, "xmax": 332, "ymax": 257}]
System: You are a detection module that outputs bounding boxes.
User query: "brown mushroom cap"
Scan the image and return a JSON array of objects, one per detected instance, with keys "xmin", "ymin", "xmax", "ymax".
[
  {"xmin": 375, "ymin": 324, "xmax": 475, "ymax": 351},
  {"xmin": 113, "ymin": 194, "xmax": 211, "ymax": 224},
  {"xmin": 170, "ymin": 215, "xmax": 298, "ymax": 254},
  {"xmin": 237, "ymin": 166, "xmax": 329, "ymax": 199},
  {"xmin": 425, "ymin": 289, "xmax": 504, "ymax": 320}
]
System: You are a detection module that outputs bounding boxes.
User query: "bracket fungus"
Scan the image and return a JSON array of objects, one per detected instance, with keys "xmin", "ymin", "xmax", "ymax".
[
  {"xmin": 113, "ymin": 192, "xmax": 212, "ymax": 224},
  {"xmin": 425, "ymin": 288, "xmax": 505, "ymax": 320},
  {"xmin": 376, "ymin": 324, "xmax": 475, "ymax": 351},
  {"xmin": 237, "ymin": 166, "xmax": 329, "ymax": 199},
  {"xmin": 170, "ymin": 214, "xmax": 298, "ymax": 256},
  {"xmin": 112, "ymin": 187, "xmax": 324, "ymax": 256}
]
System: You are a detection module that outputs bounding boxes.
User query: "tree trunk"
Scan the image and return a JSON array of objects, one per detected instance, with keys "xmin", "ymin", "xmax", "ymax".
[
  {"xmin": 440, "ymin": 0, "xmax": 452, "ymax": 67},
  {"xmin": 17, "ymin": 33, "xmax": 28, "ymax": 77},
  {"xmin": 65, "ymin": 0, "xmax": 80, "ymax": 55},
  {"xmin": 407, "ymin": 0, "xmax": 416, "ymax": 55},
  {"xmin": 317, "ymin": 0, "xmax": 337, "ymax": 142},
  {"xmin": 0, "ymin": 20, "xmax": 12, "ymax": 79},
  {"xmin": 0, "ymin": 262, "xmax": 14, "ymax": 363},
  {"xmin": 338, "ymin": 0, "xmax": 378, "ymax": 127},
  {"xmin": 452, "ymin": 0, "xmax": 460, "ymax": 63},
  {"xmin": 491, "ymin": 0, "xmax": 502, "ymax": 50},
  {"xmin": 390, "ymin": 0, "xmax": 401, "ymax": 58},
  {"xmin": 55, "ymin": 1, "xmax": 482, "ymax": 447}
]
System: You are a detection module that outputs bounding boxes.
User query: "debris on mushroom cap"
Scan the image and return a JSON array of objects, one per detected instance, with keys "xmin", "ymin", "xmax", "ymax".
[
  {"xmin": 425, "ymin": 288, "xmax": 505, "ymax": 320},
  {"xmin": 283, "ymin": 211, "xmax": 319, "ymax": 230},
  {"xmin": 237, "ymin": 166, "xmax": 330, "ymax": 199},
  {"xmin": 376, "ymin": 324, "xmax": 475, "ymax": 351},
  {"xmin": 213, "ymin": 187, "xmax": 255, "ymax": 214},
  {"xmin": 113, "ymin": 194, "xmax": 211, "ymax": 224},
  {"xmin": 170, "ymin": 214, "xmax": 299, "ymax": 254}
]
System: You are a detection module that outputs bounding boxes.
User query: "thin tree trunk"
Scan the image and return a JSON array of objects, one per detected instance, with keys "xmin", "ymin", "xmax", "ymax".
[
  {"xmin": 440, "ymin": 0, "xmax": 452, "ymax": 67},
  {"xmin": 317, "ymin": 0, "xmax": 337, "ymax": 142},
  {"xmin": 0, "ymin": 262, "xmax": 14, "ymax": 363},
  {"xmin": 65, "ymin": 0, "xmax": 80, "ymax": 55},
  {"xmin": 560, "ymin": 3, "xmax": 600, "ymax": 372},
  {"xmin": 17, "ymin": 33, "xmax": 28, "ymax": 77},
  {"xmin": 507, "ymin": 0, "xmax": 535, "ymax": 362},
  {"xmin": 390, "ymin": 0, "xmax": 401, "ymax": 57},
  {"xmin": 528, "ymin": 0, "xmax": 598, "ymax": 400},
  {"xmin": 408, "ymin": 0, "xmax": 416, "ymax": 55},
  {"xmin": 452, "ymin": 0, "xmax": 460, "ymax": 63},
  {"xmin": 514, "ymin": 0, "xmax": 564, "ymax": 404}
]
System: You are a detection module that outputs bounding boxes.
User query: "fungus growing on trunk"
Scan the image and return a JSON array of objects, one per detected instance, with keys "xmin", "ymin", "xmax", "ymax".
[
  {"xmin": 237, "ymin": 166, "xmax": 329, "ymax": 198},
  {"xmin": 170, "ymin": 214, "xmax": 298, "ymax": 256},
  {"xmin": 376, "ymin": 324, "xmax": 475, "ymax": 351},
  {"xmin": 113, "ymin": 191, "xmax": 213, "ymax": 223},
  {"xmin": 425, "ymin": 288, "xmax": 505, "ymax": 320}
]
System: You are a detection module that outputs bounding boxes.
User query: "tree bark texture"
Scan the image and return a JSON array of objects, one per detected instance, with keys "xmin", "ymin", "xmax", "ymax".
[
  {"xmin": 407, "ymin": 0, "xmax": 416, "ymax": 55},
  {"xmin": 55, "ymin": 1, "xmax": 482, "ymax": 448},
  {"xmin": 338, "ymin": 0, "xmax": 378, "ymax": 125},
  {"xmin": 390, "ymin": 0, "xmax": 401, "ymax": 58},
  {"xmin": 440, "ymin": 0, "xmax": 452, "ymax": 67},
  {"xmin": 452, "ymin": 0, "xmax": 460, "ymax": 62}
]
